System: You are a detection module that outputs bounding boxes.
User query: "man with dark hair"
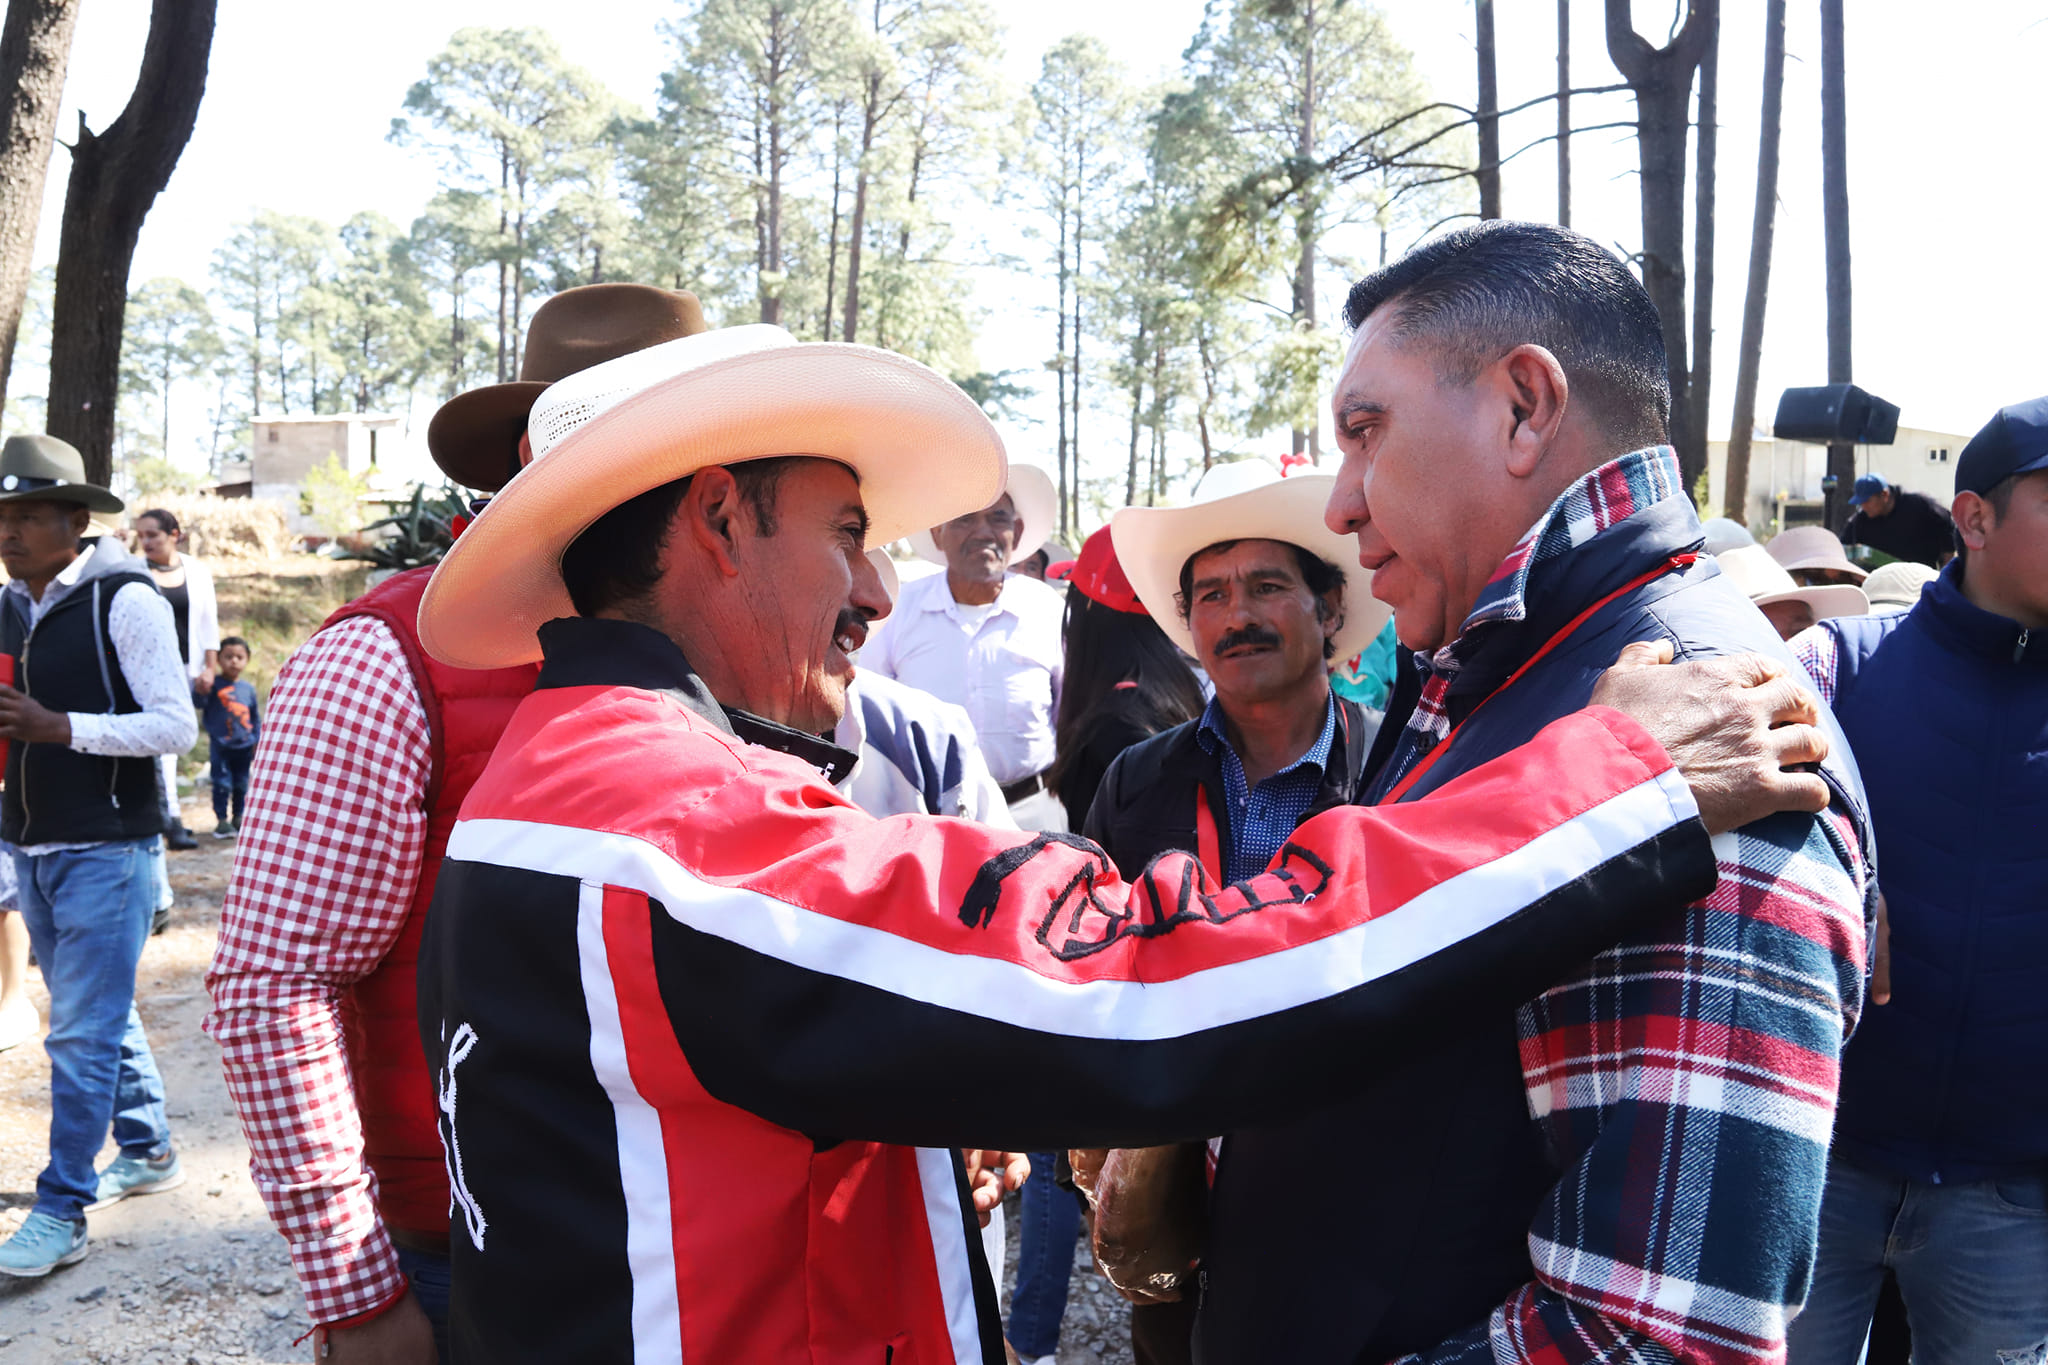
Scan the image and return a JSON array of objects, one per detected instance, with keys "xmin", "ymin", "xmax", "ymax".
[
  {"xmin": 406, "ymin": 322, "xmax": 1830, "ymax": 1362},
  {"xmin": 1068, "ymin": 458, "xmax": 1390, "ymax": 1365},
  {"xmin": 1786, "ymin": 396, "xmax": 2048, "ymax": 1365},
  {"xmin": 1842, "ymin": 474, "xmax": 1953, "ymax": 569},
  {"xmin": 0, "ymin": 435, "xmax": 197, "ymax": 1278},
  {"xmin": 1174, "ymin": 221, "xmax": 1877, "ymax": 1365}
]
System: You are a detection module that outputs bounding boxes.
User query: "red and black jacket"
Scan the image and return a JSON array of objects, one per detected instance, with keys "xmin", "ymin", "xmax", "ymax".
[{"xmin": 419, "ymin": 615, "xmax": 1717, "ymax": 1364}]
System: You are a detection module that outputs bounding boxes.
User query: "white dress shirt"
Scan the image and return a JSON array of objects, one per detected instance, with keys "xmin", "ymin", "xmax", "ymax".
[{"xmin": 861, "ymin": 570, "xmax": 1065, "ymax": 787}]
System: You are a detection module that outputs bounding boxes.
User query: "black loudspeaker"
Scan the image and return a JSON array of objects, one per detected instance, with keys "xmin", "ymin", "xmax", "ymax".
[{"xmin": 1773, "ymin": 384, "xmax": 1900, "ymax": 445}]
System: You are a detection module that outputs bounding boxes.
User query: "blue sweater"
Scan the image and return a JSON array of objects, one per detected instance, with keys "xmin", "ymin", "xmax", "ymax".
[
  {"xmin": 198, "ymin": 677, "xmax": 260, "ymax": 750},
  {"xmin": 1815, "ymin": 564, "xmax": 2048, "ymax": 1183}
]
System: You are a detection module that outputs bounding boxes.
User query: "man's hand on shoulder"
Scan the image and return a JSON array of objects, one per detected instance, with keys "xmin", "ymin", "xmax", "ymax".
[
  {"xmin": 315, "ymin": 1289, "xmax": 436, "ymax": 1364},
  {"xmin": 0, "ymin": 684, "xmax": 71, "ymax": 744},
  {"xmin": 1591, "ymin": 640, "xmax": 1831, "ymax": 835}
]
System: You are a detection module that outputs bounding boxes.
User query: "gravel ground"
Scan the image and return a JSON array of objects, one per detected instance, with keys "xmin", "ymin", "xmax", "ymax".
[{"xmin": 0, "ymin": 800, "xmax": 1139, "ymax": 1363}]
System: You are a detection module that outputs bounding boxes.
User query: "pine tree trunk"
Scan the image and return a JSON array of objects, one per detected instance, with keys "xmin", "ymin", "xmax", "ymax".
[
  {"xmin": 0, "ymin": 0, "xmax": 82, "ymax": 411},
  {"xmin": 1292, "ymin": 1, "xmax": 1320, "ymax": 461},
  {"xmin": 1686, "ymin": 6, "xmax": 1717, "ymax": 501},
  {"xmin": 1605, "ymin": 0, "xmax": 1713, "ymax": 485},
  {"xmin": 1723, "ymin": 0, "xmax": 1785, "ymax": 525},
  {"xmin": 1820, "ymin": 0, "xmax": 1854, "ymax": 531},
  {"xmin": 45, "ymin": 0, "xmax": 216, "ymax": 488},
  {"xmin": 1555, "ymin": 0, "xmax": 1570, "ymax": 226},
  {"xmin": 1476, "ymin": 0, "xmax": 1501, "ymax": 218}
]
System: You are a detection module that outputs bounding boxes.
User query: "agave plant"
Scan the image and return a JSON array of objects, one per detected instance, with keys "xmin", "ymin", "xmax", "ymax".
[{"xmin": 343, "ymin": 484, "xmax": 471, "ymax": 571}]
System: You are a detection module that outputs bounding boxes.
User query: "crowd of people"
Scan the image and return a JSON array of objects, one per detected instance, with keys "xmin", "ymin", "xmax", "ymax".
[{"xmin": 0, "ymin": 221, "xmax": 2038, "ymax": 1365}]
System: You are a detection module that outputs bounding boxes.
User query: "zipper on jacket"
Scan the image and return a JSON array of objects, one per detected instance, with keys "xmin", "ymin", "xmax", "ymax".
[
  {"xmin": 2018, "ymin": 628, "xmax": 2032, "ymax": 663},
  {"xmin": 18, "ymin": 620, "xmax": 33, "ymax": 837}
]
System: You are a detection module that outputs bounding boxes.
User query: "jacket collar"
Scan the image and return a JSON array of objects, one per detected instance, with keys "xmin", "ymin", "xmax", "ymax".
[
  {"xmin": 1913, "ymin": 562, "xmax": 2045, "ymax": 667},
  {"xmin": 1167, "ymin": 694, "xmax": 1372, "ymax": 811},
  {"xmin": 535, "ymin": 616, "xmax": 860, "ymax": 781},
  {"xmin": 1425, "ymin": 447, "xmax": 1702, "ymax": 701}
]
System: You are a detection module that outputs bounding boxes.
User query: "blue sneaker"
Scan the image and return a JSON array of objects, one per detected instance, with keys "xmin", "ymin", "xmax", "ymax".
[
  {"xmin": 0, "ymin": 1211, "xmax": 88, "ymax": 1277},
  {"xmin": 86, "ymin": 1148, "xmax": 185, "ymax": 1212}
]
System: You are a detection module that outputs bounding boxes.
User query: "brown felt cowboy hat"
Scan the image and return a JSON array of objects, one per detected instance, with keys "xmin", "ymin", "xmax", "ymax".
[
  {"xmin": 0, "ymin": 434, "xmax": 124, "ymax": 514},
  {"xmin": 426, "ymin": 283, "xmax": 709, "ymax": 492}
]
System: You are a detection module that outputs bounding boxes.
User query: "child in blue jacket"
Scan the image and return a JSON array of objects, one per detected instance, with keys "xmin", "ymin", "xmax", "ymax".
[{"xmin": 196, "ymin": 637, "xmax": 260, "ymax": 836}]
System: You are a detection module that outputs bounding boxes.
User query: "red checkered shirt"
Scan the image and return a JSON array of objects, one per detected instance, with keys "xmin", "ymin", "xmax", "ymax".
[
  {"xmin": 205, "ymin": 616, "xmax": 433, "ymax": 1325},
  {"xmin": 1387, "ymin": 450, "xmax": 1875, "ymax": 1365}
]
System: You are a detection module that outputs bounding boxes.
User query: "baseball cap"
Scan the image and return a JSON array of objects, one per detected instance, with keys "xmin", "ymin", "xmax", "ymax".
[
  {"xmin": 1847, "ymin": 474, "xmax": 1888, "ymax": 508},
  {"xmin": 1955, "ymin": 395, "xmax": 2048, "ymax": 497}
]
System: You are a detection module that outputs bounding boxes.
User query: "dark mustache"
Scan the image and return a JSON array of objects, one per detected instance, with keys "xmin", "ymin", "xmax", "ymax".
[{"xmin": 1212, "ymin": 624, "xmax": 1283, "ymax": 656}]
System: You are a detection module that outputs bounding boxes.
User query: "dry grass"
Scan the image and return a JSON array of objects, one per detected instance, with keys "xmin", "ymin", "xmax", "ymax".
[{"xmin": 136, "ymin": 493, "xmax": 294, "ymax": 561}]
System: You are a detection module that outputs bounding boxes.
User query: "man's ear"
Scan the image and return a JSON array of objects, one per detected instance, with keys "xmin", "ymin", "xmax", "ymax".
[
  {"xmin": 1952, "ymin": 490, "xmax": 1995, "ymax": 554},
  {"xmin": 683, "ymin": 467, "xmax": 746, "ymax": 578},
  {"xmin": 1495, "ymin": 344, "xmax": 1569, "ymax": 480},
  {"xmin": 69, "ymin": 507, "xmax": 91, "ymax": 537}
]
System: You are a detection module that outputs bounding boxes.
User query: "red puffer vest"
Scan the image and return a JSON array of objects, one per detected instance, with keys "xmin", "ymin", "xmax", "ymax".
[{"xmin": 324, "ymin": 566, "xmax": 539, "ymax": 1240}]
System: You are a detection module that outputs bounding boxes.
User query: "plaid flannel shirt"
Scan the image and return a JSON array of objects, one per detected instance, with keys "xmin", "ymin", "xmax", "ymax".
[
  {"xmin": 205, "ymin": 616, "xmax": 433, "ymax": 1325},
  {"xmin": 1386, "ymin": 448, "xmax": 1871, "ymax": 1365}
]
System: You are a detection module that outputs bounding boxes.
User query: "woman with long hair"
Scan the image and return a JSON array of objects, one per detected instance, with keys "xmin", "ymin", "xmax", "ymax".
[
  {"xmin": 1010, "ymin": 527, "xmax": 1204, "ymax": 1365},
  {"xmin": 1047, "ymin": 527, "xmax": 1205, "ymax": 831},
  {"xmin": 134, "ymin": 508, "xmax": 219, "ymax": 851}
]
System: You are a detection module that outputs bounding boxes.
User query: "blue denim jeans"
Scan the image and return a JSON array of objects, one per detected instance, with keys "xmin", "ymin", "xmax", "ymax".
[
  {"xmin": 394, "ymin": 1243, "xmax": 452, "ymax": 1362},
  {"xmin": 1788, "ymin": 1155, "xmax": 2048, "ymax": 1365},
  {"xmin": 1008, "ymin": 1150, "xmax": 1081, "ymax": 1359},
  {"xmin": 13, "ymin": 839, "xmax": 171, "ymax": 1222}
]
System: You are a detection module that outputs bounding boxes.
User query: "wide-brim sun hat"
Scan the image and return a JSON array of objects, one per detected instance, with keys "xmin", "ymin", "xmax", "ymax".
[
  {"xmin": 1716, "ymin": 545, "xmax": 1868, "ymax": 621},
  {"xmin": 418, "ymin": 325, "xmax": 1006, "ymax": 670},
  {"xmin": 426, "ymin": 284, "xmax": 710, "ymax": 493},
  {"xmin": 1862, "ymin": 560, "xmax": 1938, "ymax": 609},
  {"xmin": 1109, "ymin": 458, "xmax": 1391, "ymax": 663},
  {"xmin": 1766, "ymin": 525, "xmax": 1868, "ymax": 583},
  {"xmin": 0, "ymin": 434, "xmax": 124, "ymax": 514},
  {"xmin": 907, "ymin": 459, "xmax": 1056, "ymax": 565}
]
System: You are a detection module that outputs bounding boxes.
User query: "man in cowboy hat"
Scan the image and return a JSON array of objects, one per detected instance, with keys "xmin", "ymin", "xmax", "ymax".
[
  {"xmin": 1053, "ymin": 458, "xmax": 1393, "ymax": 1364},
  {"xmin": 864, "ymin": 460, "xmax": 1068, "ymax": 828},
  {"xmin": 1263, "ymin": 220, "xmax": 1873, "ymax": 1365},
  {"xmin": 0, "ymin": 435, "xmax": 198, "ymax": 1279},
  {"xmin": 205, "ymin": 283, "xmax": 709, "ymax": 1362},
  {"xmin": 409, "ymin": 319, "xmax": 1833, "ymax": 1362},
  {"xmin": 1718, "ymin": 543, "xmax": 1870, "ymax": 641}
]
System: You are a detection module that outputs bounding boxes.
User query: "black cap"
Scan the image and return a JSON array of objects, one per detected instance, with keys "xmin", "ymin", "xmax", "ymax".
[{"xmin": 1956, "ymin": 395, "xmax": 2048, "ymax": 497}]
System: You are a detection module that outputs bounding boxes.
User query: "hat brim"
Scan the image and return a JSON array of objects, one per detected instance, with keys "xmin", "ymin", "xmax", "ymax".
[
  {"xmin": 0, "ymin": 483, "xmax": 124, "ymax": 515},
  {"xmin": 1110, "ymin": 475, "xmax": 1390, "ymax": 665},
  {"xmin": 908, "ymin": 461, "xmax": 1057, "ymax": 565},
  {"xmin": 1755, "ymin": 584, "xmax": 1869, "ymax": 620},
  {"xmin": 426, "ymin": 381, "xmax": 550, "ymax": 493},
  {"xmin": 419, "ymin": 343, "xmax": 1006, "ymax": 670}
]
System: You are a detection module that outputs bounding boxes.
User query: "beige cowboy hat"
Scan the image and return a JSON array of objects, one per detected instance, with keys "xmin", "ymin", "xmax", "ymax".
[
  {"xmin": 0, "ymin": 435, "xmax": 124, "ymax": 514},
  {"xmin": 907, "ymin": 459, "xmax": 1057, "ymax": 565},
  {"xmin": 418, "ymin": 325, "xmax": 1006, "ymax": 670},
  {"xmin": 1109, "ymin": 457, "xmax": 1390, "ymax": 663},
  {"xmin": 1766, "ymin": 525, "xmax": 1868, "ymax": 583},
  {"xmin": 1862, "ymin": 560, "xmax": 1938, "ymax": 610},
  {"xmin": 1717, "ymin": 545, "xmax": 1869, "ymax": 621},
  {"xmin": 426, "ymin": 284, "xmax": 710, "ymax": 493}
]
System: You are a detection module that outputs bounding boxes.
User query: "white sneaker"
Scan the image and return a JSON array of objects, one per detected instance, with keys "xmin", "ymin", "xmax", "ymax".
[{"xmin": 0, "ymin": 996, "xmax": 38, "ymax": 1052}]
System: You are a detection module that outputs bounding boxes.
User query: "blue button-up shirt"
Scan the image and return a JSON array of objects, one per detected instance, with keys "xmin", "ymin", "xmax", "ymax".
[{"xmin": 1194, "ymin": 691, "xmax": 1338, "ymax": 883}]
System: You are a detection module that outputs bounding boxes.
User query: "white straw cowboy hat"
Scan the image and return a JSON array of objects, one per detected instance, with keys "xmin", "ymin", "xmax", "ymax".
[
  {"xmin": 1716, "ymin": 545, "xmax": 1869, "ymax": 622},
  {"xmin": 1766, "ymin": 525, "xmax": 1868, "ymax": 583},
  {"xmin": 907, "ymin": 458, "xmax": 1057, "ymax": 565},
  {"xmin": 1109, "ymin": 458, "xmax": 1391, "ymax": 664},
  {"xmin": 418, "ymin": 325, "xmax": 1006, "ymax": 670}
]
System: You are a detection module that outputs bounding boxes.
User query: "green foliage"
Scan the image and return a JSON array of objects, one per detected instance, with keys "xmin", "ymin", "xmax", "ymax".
[
  {"xmin": 128, "ymin": 454, "xmax": 198, "ymax": 498},
  {"xmin": 343, "ymin": 483, "xmax": 469, "ymax": 570},
  {"xmin": 300, "ymin": 455, "xmax": 372, "ymax": 540},
  {"xmin": 119, "ymin": 277, "xmax": 221, "ymax": 461}
]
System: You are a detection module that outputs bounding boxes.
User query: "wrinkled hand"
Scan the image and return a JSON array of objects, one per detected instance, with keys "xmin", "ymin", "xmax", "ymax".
[
  {"xmin": 1087, "ymin": 1145, "xmax": 1207, "ymax": 1305},
  {"xmin": 316, "ymin": 1288, "xmax": 436, "ymax": 1364},
  {"xmin": 961, "ymin": 1150, "xmax": 1029, "ymax": 1228},
  {"xmin": 0, "ymin": 684, "xmax": 70, "ymax": 745},
  {"xmin": 1871, "ymin": 891, "xmax": 1891, "ymax": 1005},
  {"xmin": 1590, "ymin": 640, "xmax": 1830, "ymax": 835}
]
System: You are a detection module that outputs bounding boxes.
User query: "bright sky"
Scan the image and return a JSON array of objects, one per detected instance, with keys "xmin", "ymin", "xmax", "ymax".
[{"xmin": 36, "ymin": 0, "xmax": 2048, "ymax": 468}]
